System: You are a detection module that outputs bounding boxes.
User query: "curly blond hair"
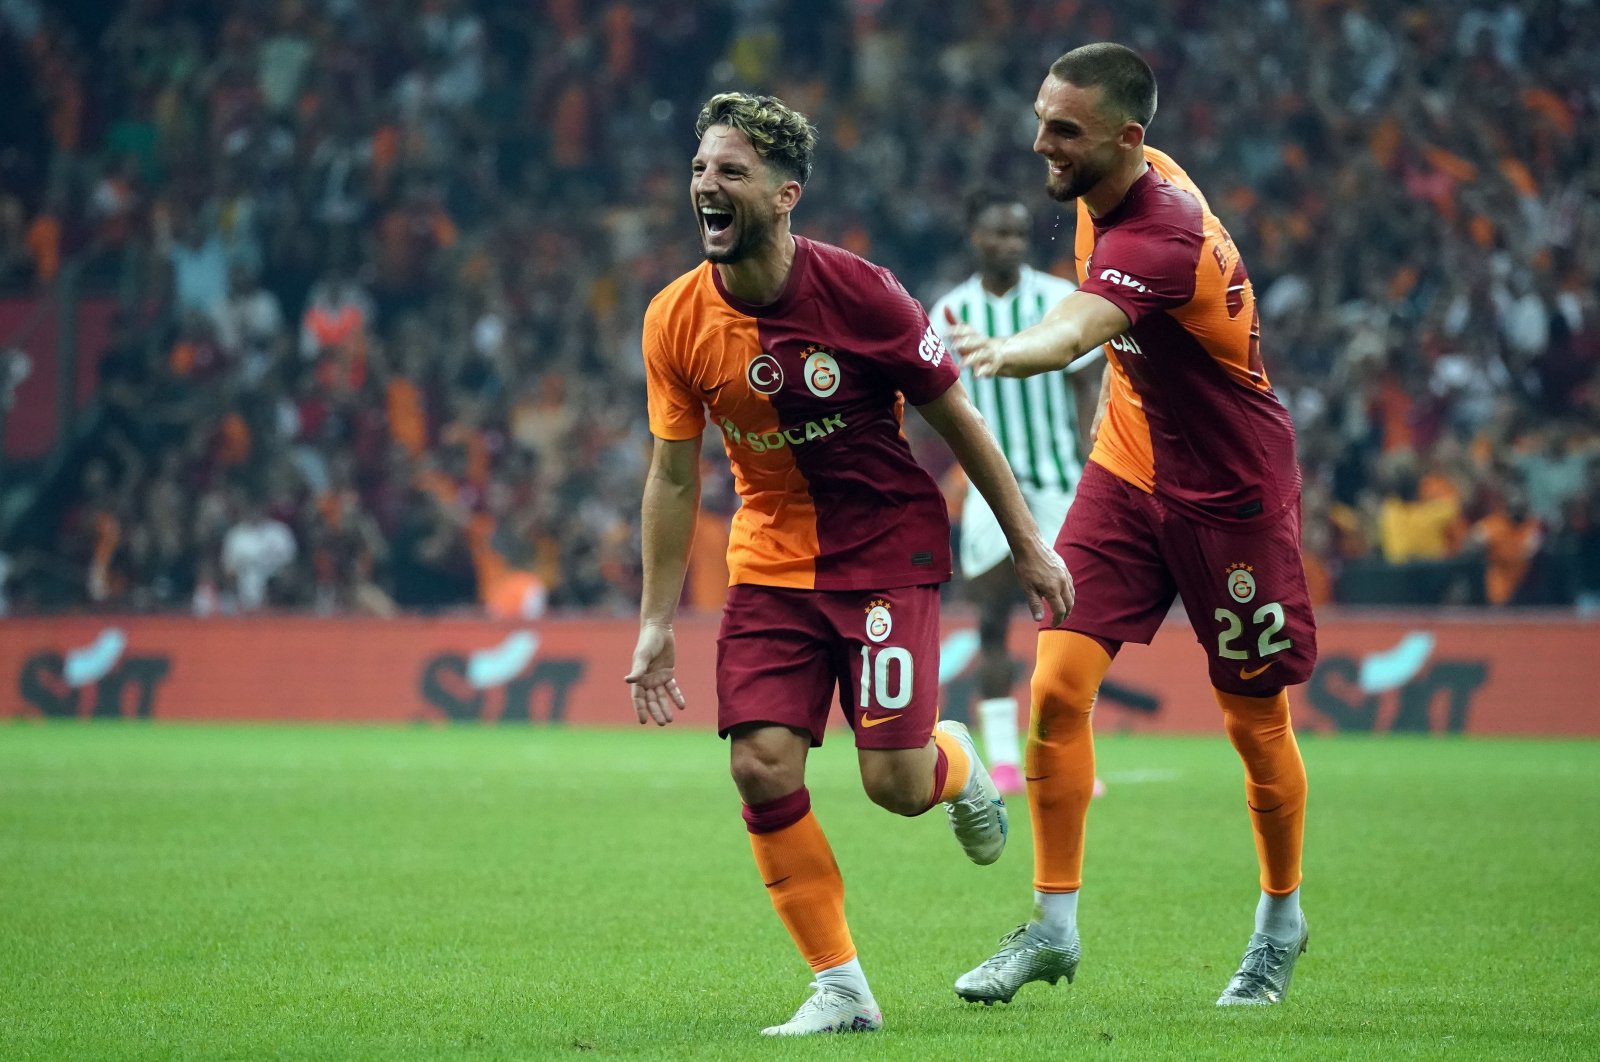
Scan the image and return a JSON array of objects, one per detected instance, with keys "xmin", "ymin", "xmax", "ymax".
[{"xmin": 693, "ymin": 92, "xmax": 817, "ymax": 185}]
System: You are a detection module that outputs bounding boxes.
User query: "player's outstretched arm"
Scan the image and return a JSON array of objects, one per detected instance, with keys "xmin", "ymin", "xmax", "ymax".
[
  {"xmin": 627, "ymin": 436, "xmax": 701, "ymax": 725},
  {"xmin": 950, "ymin": 290, "xmax": 1130, "ymax": 380},
  {"xmin": 916, "ymin": 382, "xmax": 1073, "ymax": 626}
]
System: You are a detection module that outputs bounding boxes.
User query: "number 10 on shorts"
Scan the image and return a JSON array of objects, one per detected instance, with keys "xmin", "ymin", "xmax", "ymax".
[{"xmin": 859, "ymin": 646, "xmax": 913, "ymax": 710}]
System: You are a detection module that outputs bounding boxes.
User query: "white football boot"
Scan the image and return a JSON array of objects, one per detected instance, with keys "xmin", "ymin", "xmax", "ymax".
[{"xmin": 760, "ymin": 983, "xmax": 882, "ymax": 1036}]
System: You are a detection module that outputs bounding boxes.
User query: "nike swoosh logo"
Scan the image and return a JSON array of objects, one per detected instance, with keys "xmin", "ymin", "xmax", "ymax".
[
  {"xmin": 859, "ymin": 713, "xmax": 900, "ymax": 727},
  {"xmin": 1247, "ymin": 802, "xmax": 1283, "ymax": 814},
  {"xmin": 763, "ymin": 876, "xmax": 790, "ymax": 889},
  {"xmin": 1239, "ymin": 661, "xmax": 1277, "ymax": 680}
]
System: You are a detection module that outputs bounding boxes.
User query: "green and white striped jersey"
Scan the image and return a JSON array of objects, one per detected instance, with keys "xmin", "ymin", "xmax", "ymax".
[{"xmin": 929, "ymin": 265, "xmax": 1100, "ymax": 492}]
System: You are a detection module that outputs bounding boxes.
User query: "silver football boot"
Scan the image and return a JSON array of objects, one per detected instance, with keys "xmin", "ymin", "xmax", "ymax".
[
  {"xmin": 954, "ymin": 923, "xmax": 1080, "ymax": 1005},
  {"xmin": 935, "ymin": 720, "xmax": 1008, "ymax": 865},
  {"xmin": 1216, "ymin": 915, "xmax": 1310, "ymax": 1006}
]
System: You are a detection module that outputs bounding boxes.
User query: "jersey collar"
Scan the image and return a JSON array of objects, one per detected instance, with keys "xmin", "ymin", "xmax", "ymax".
[{"xmin": 711, "ymin": 235, "xmax": 814, "ymax": 317}]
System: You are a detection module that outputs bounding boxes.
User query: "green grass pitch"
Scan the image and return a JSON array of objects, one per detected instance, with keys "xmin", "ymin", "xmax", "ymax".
[{"xmin": 2, "ymin": 723, "xmax": 1597, "ymax": 1060}]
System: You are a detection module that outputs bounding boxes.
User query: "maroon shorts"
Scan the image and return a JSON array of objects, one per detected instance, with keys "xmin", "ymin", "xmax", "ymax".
[
  {"xmin": 1050, "ymin": 462, "xmax": 1318, "ymax": 695},
  {"xmin": 717, "ymin": 583, "xmax": 942, "ymax": 749}
]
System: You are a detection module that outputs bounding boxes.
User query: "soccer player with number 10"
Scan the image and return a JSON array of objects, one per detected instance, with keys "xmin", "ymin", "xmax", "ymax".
[{"xmin": 626, "ymin": 91, "xmax": 1072, "ymax": 1036}]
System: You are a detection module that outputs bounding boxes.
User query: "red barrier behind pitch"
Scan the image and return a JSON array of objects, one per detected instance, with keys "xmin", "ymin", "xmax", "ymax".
[{"xmin": 1, "ymin": 612, "xmax": 1595, "ymax": 735}]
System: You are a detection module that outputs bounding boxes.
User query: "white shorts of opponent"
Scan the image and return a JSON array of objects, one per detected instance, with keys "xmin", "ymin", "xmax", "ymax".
[{"xmin": 958, "ymin": 482, "xmax": 1075, "ymax": 583}]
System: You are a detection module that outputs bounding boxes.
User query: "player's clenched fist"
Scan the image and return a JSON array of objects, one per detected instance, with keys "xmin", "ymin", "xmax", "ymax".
[{"xmin": 625, "ymin": 622, "xmax": 687, "ymax": 726}]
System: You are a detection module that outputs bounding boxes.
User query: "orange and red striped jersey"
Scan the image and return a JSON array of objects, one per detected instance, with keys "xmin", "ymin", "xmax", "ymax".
[
  {"xmin": 1074, "ymin": 147, "xmax": 1300, "ymax": 526},
  {"xmin": 643, "ymin": 237, "xmax": 959, "ymax": 590}
]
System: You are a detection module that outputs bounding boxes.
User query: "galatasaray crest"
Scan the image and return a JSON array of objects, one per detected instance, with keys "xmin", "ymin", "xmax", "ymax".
[
  {"xmin": 864, "ymin": 598, "xmax": 892, "ymax": 643},
  {"xmin": 802, "ymin": 346, "xmax": 841, "ymax": 398},
  {"xmin": 1225, "ymin": 562, "xmax": 1256, "ymax": 604}
]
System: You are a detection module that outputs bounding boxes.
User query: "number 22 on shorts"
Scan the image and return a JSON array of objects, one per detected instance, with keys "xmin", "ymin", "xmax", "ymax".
[{"xmin": 1214, "ymin": 602, "xmax": 1292, "ymax": 677}]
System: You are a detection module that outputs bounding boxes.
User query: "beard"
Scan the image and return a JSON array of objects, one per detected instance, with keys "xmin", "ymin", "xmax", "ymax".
[
  {"xmin": 1045, "ymin": 157, "xmax": 1110, "ymax": 203},
  {"xmin": 703, "ymin": 209, "xmax": 774, "ymax": 265}
]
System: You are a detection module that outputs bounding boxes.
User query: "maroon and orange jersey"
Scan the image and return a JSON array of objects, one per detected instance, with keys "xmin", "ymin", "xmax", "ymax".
[
  {"xmin": 643, "ymin": 236, "xmax": 960, "ymax": 590},
  {"xmin": 1074, "ymin": 147, "xmax": 1300, "ymax": 526}
]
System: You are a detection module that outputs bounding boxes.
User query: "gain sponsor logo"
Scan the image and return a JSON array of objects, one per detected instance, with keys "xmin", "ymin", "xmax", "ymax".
[
  {"xmin": 1306, "ymin": 632, "xmax": 1487, "ymax": 734},
  {"xmin": 1098, "ymin": 267, "xmax": 1149, "ymax": 294},
  {"xmin": 718, "ymin": 414, "xmax": 846, "ymax": 453},
  {"xmin": 19, "ymin": 627, "xmax": 171, "ymax": 719},
  {"xmin": 803, "ymin": 347, "xmax": 841, "ymax": 398},
  {"xmin": 864, "ymin": 598, "xmax": 893, "ymax": 643},
  {"xmin": 748, "ymin": 353, "xmax": 784, "ymax": 395},
  {"xmin": 419, "ymin": 629, "xmax": 585, "ymax": 723}
]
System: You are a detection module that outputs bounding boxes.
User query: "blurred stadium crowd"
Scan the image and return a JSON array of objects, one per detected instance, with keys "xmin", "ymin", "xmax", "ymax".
[{"xmin": 0, "ymin": 0, "xmax": 1596, "ymax": 615}]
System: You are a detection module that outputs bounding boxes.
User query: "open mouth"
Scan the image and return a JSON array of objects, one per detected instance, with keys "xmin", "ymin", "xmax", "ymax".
[{"xmin": 701, "ymin": 206, "xmax": 733, "ymax": 235}]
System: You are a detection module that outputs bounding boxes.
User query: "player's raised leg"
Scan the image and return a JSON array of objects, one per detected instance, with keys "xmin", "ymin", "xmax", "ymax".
[
  {"xmin": 955, "ymin": 629, "xmax": 1112, "ymax": 1003},
  {"xmin": 846, "ymin": 587, "xmax": 1007, "ymax": 864},
  {"xmin": 856, "ymin": 719, "xmax": 1007, "ymax": 864},
  {"xmin": 1214, "ymin": 687, "xmax": 1310, "ymax": 1005},
  {"xmin": 732, "ymin": 724, "xmax": 883, "ymax": 1035}
]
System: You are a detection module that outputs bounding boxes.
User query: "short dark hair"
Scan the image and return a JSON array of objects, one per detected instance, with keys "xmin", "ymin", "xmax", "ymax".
[
  {"xmin": 1050, "ymin": 43, "xmax": 1157, "ymax": 129},
  {"xmin": 963, "ymin": 186, "xmax": 1026, "ymax": 231},
  {"xmin": 694, "ymin": 92, "xmax": 818, "ymax": 185}
]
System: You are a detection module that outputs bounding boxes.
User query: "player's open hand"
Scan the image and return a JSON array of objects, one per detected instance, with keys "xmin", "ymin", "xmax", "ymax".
[
  {"xmin": 1013, "ymin": 540, "xmax": 1074, "ymax": 627},
  {"xmin": 626, "ymin": 622, "xmax": 687, "ymax": 726},
  {"xmin": 943, "ymin": 307, "xmax": 1008, "ymax": 379}
]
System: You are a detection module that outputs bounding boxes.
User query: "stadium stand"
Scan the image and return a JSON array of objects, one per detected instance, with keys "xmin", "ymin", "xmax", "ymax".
[{"xmin": 0, "ymin": 0, "xmax": 1595, "ymax": 614}]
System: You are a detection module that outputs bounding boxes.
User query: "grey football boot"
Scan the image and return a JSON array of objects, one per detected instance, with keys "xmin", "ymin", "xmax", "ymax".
[
  {"xmin": 935, "ymin": 720, "xmax": 1008, "ymax": 865},
  {"xmin": 954, "ymin": 923, "xmax": 1080, "ymax": 1005},
  {"xmin": 1216, "ymin": 915, "xmax": 1310, "ymax": 1006}
]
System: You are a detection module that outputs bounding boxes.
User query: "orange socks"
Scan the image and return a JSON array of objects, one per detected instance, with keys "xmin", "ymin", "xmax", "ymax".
[
  {"xmin": 1022, "ymin": 633, "xmax": 1306, "ymax": 901},
  {"xmin": 744, "ymin": 788, "xmax": 856, "ymax": 972},
  {"xmin": 1215, "ymin": 689, "xmax": 1307, "ymax": 894},
  {"xmin": 1025, "ymin": 631, "xmax": 1114, "ymax": 893},
  {"xmin": 931, "ymin": 726, "xmax": 972, "ymax": 804}
]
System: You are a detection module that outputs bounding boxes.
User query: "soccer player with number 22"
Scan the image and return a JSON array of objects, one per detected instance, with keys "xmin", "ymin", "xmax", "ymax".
[
  {"xmin": 627, "ymin": 92, "xmax": 1072, "ymax": 1036},
  {"xmin": 947, "ymin": 43, "xmax": 1319, "ymax": 1009}
]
